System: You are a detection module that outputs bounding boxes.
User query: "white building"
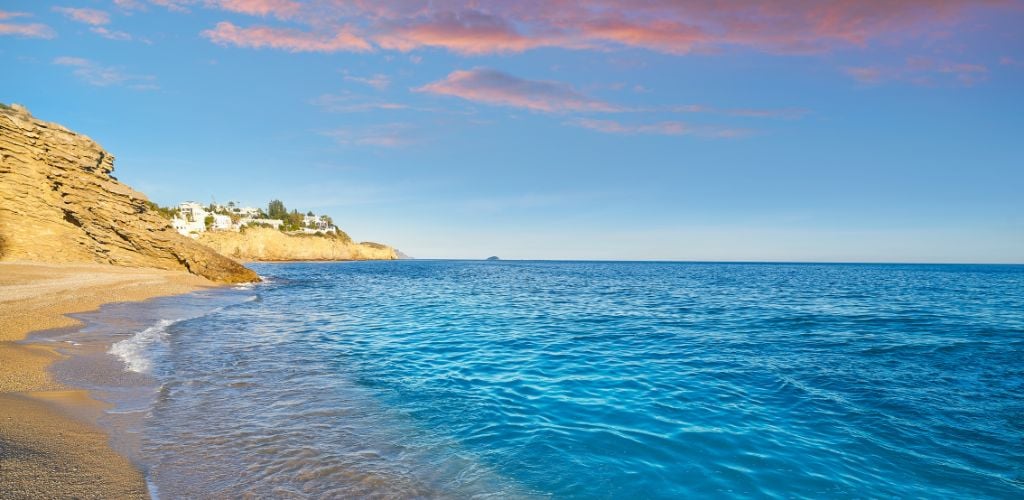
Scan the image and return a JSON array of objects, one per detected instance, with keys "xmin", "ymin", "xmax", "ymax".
[
  {"xmin": 212, "ymin": 214, "xmax": 232, "ymax": 231},
  {"xmin": 298, "ymin": 214, "xmax": 334, "ymax": 234},
  {"xmin": 171, "ymin": 201, "xmax": 208, "ymax": 237},
  {"xmin": 229, "ymin": 205, "xmax": 261, "ymax": 218}
]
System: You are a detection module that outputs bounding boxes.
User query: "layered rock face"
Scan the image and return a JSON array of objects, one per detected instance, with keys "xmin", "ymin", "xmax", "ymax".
[
  {"xmin": 0, "ymin": 104, "xmax": 259, "ymax": 283},
  {"xmin": 199, "ymin": 227, "xmax": 398, "ymax": 261}
]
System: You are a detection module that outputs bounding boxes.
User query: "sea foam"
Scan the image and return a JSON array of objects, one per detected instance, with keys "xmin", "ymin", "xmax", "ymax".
[
  {"xmin": 109, "ymin": 318, "xmax": 180, "ymax": 374},
  {"xmin": 108, "ymin": 295, "xmax": 258, "ymax": 374}
]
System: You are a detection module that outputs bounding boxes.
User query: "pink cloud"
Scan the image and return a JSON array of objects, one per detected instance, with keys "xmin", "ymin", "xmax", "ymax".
[
  {"xmin": 577, "ymin": 16, "xmax": 707, "ymax": 54},
  {"xmin": 202, "ymin": 21, "xmax": 372, "ymax": 52},
  {"xmin": 53, "ymin": 56, "xmax": 158, "ymax": 89},
  {"xmin": 569, "ymin": 118, "xmax": 751, "ymax": 138},
  {"xmin": 196, "ymin": 0, "xmax": 1017, "ymax": 56},
  {"xmin": 571, "ymin": 118, "xmax": 690, "ymax": 135},
  {"xmin": 149, "ymin": 0, "xmax": 195, "ymax": 13},
  {"xmin": 345, "ymin": 73, "xmax": 391, "ymax": 90},
  {"xmin": 0, "ymin": 10, "xmax": 56, "ymax": 39},
  {"xmin": 0, "ymin": 10, "xmax": 26, "ymax": 21},
  {"xmin": 673, "ymin": 104, "xmax": 809, "ymax": 119},
  {"xmin": 322, "ymin": 123, "xmax": 417, "ymax": 148},
  {"xmin": 1001, "ymin": 56, "xmax": 1024, "ymax": 67},
  {"xmin": 313, "ymin": 92, "xmax": 409, "ymax": 112},
  {"xmin": 416, "ymin": 68, "xmax": 620, "ymax": 113},
  {"xmin": 91, "ymin": 27, "xmax": 133, "ymax": 41},
  {"xmin": 112, "ymin": 0, "xmax": 146, "ymax": 11},
  {"xmin": 218, "ymin": 0, "xmax": 301, "ymax": 19},
  {"xmin": 844, "ymin": 57, "xmax": 990, "ymax": 86},
  {"xmin": 842, "ymin": 66, "xmax": 885, "ymax": 84},
  {"xmin": 52, "ymin": 7, "xmax": 111, "ymax": 26},
  {"xmin": 372, "ymin": 10, "xmax": 576, "ymax": 55}
]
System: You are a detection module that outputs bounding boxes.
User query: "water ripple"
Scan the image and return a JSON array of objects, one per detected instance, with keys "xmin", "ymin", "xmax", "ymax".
[{"xmin": 79, "ymin": 261, "xmax": 1024, "ymax": 498}]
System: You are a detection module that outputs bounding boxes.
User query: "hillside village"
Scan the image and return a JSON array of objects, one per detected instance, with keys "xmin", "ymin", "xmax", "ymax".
[{"xmin": 158, "ymin": 199, "xmax": 346, "ymax": 240}]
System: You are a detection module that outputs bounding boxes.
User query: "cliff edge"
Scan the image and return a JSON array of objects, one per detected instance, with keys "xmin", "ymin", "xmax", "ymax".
[
  {"xmin": 198, "ymin": 227, "xmax": 398, "ymax": 261},
  {"xmin": 0, "ymin": 104, "xmax": 259, "ymax": 283}
]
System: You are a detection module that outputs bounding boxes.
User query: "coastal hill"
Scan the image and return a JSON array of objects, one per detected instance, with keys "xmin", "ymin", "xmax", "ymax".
[
  {"xmin": 0, "ymin": 104, "xmax": 258, "ymax": 283},
  {"xmin": 198, "ymin": 227, "xmax": 397, "ymax": 261}
]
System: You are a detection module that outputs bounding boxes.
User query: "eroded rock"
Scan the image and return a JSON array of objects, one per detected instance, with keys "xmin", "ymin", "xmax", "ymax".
[{"xmin": 0, "ymin": 104, "xmax": 259, "ymax": 283}]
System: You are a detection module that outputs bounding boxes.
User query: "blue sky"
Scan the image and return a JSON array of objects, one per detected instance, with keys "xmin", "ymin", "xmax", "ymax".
[{"xmin": 2, "ymin": 0, "xmax": 1022, "ymax": 262}]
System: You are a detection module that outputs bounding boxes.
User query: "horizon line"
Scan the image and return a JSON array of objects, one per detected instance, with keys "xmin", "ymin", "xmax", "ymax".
[{"xmin": 341, "ymin": 258, "xmax": 1024, "ymax": 266}]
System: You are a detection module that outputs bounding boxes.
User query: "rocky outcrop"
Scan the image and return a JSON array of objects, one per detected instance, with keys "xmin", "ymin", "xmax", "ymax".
[
  {"xmin": 0, "ymin": 104, "xmax": 259, "ymax": 283},
  {"xmin": 198, "ymin": 227, "xmax": 398, "ymax": 261}
]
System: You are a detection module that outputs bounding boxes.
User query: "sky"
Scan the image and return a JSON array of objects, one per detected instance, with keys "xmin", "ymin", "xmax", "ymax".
[{"xmin": 1, "ymin": 0, "xmax": 1023, "ymax": 262}]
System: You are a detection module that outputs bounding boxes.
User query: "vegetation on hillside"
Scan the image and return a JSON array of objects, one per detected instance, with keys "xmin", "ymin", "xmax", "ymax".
[
  {"xmin": 144, "ymin": 200, "xmax": 180, "ymax": 219},
  {"xmin": 148, "ymin": 198, "xmax": 355, "ymax": 241}
]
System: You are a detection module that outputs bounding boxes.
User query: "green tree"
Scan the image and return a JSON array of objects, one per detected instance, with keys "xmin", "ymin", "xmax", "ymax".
[
  {"xmin": 204, "ymin": 214, "xmax": 215, "ymax": 230},
  {"xmin": 268, "ymin": 199, "xmax": 287, "ymax": 220}
]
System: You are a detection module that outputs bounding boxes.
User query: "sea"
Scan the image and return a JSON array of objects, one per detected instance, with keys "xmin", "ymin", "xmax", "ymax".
[{"xmin": 39, "ymin": 261, "xmax": 1024, "ymax": 498}]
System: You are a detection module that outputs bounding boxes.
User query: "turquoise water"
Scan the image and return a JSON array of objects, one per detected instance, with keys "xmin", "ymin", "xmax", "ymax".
[{"xmin": 58, "ymin": 261, "xmax": 1024, "ymax": 497}]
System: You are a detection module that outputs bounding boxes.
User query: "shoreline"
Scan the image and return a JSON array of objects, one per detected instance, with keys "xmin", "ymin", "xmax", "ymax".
[{"xmin": 0, "ymin": 261, "xmax": 214, "ymax": 498}]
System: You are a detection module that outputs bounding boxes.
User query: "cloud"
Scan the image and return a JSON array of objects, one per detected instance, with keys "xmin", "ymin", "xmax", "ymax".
[
  {"xmin": 202, "ymin": 21, "xmax": 372, "ymax": 52},
  {"xmin": 344, "ymin": 73, "xmax": 391, "ymax": 90},
  {"xmin": 149, "ymin": 0, "xmax": 193, "ymax": 12},
  {"xmin": 91, "ymin": 27, "xmax": 133, "ymax": 41},
  {"xmin": 569, "ymin": 118, "xmax": 749, "ymax": 138},
  {"xmin": 322, "ymin": 123, "xmax": 417, "ymax": 148},
  {"xmin": 0, "ymin": 10, "xmax": 24, "ymax": 20},
  {"xmin": 843, "ymin": 57, "xmax": 990, "ymax": 86},
  {"xmin": 53, "ymin": 6, "xmax": 137, "ymax": 41},
  {"xmin": 195, "ymin": 0, "xmax": 1015, "ymax": 56},
  {"xmin": 53, "ymin": 7, "xmax": 111, "ymax": 26},
  {"xmin": 570, "ymin": 118, "xmax": 689, "ymax": 135},
  {"xmin": 217, "ymin": 0, "xmax": 301, "ymax": 19},
  {"xmin": 312, "ymin": 92, "xmax": 409, "ymax": 112},
  {"xmin": 372, "ymin": 9, "xmax": 577, "ymax": 55},
  {"xmin": 53, "ymin": 56, "xmax": 158, "ymax": 89},
  {"xmin": 1001, "ymin": 56, "xmax": 1024, "ymax": 68},
  {"xmin": 112, "ymin": 0, "xmax": 146, "ymax": 11},
  {"xmin": 416, "ymin": 68, "xmax": 620, "ymax": 113},
  {"xmin": 672, "ymin": 104, "xmax": 809, "ymax": 119},
  {"xmin": 842, "ymin": 66, "xmax": 885, "ymax": 84},
  {"xmin": 0, "ymin": 10, "xmax": 56, "ymax": 39}
]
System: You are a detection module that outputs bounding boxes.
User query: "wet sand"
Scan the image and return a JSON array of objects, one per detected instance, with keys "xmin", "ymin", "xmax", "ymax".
[{"xmin": 0, "ymin": 262, "xmax": 211, "ymax": 499}]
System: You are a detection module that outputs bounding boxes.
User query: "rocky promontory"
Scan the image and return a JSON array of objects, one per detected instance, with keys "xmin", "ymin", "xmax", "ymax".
[
  {"xmin": 0, "ymin": 104, "xmax": 259, "ymax": 283},
  {"xmin": 198, "ymin": 227, "xmax": 398, "ymax": 262}
]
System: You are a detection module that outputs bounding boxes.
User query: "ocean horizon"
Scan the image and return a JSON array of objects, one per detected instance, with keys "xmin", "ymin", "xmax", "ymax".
[{"xmin": 41, "ymin": 260, "xmax": 1024, "ymax": 498}]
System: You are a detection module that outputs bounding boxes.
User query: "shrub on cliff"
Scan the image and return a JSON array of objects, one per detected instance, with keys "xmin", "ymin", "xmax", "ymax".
[
  {"xmin": 144, "ymin": 200, "xmax": 180, "ymax": 220},
  {"xmin": 330, "ymin": 228, "xmax": 352, "ymax": 243}
]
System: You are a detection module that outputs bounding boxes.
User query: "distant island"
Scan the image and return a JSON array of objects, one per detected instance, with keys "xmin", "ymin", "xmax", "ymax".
[{"xmin": 486, "ymin": 256, "xmax": 500, "ymax": 261}]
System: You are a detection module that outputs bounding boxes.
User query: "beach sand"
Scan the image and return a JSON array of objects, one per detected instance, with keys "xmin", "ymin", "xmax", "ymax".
[{"xmin": 0, "ymin": 262, "xmax": 211, "ymax": 499}]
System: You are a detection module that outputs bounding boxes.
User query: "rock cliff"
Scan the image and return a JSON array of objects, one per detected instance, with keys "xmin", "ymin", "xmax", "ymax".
[
  {"xmin": 0, "ymin": 104, "xmax": 259, "ymax": 283},
  {"xmin": 198, "ymin": 227, "xmax": 398, "ymax": 261}
]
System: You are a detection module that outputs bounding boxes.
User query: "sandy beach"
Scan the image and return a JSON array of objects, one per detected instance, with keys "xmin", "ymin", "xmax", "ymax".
[{"xmin": 0, "ymin": 262, "xmax": 212, "ymax": 499}]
